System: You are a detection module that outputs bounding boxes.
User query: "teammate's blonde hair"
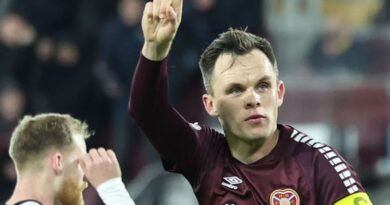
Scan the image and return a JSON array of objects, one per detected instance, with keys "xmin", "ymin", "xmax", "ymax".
[{"xmin": 9, "ymin": 113, "xmax": 91, "ymax": 171}]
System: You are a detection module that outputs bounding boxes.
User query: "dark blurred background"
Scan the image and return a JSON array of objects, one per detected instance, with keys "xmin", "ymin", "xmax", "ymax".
[{"xmin": 0, "ymin": 0, "xmax": 388, "ymax": 204}]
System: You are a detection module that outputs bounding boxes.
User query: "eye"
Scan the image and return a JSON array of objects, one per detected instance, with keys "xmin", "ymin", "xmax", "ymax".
[
  {"xmin": 257, "ymin": 82, "xmax": 271, "ymax": 91},
  {"xmin": 226, "ymin": 85, "xmax": 244, "ymax": 95}
]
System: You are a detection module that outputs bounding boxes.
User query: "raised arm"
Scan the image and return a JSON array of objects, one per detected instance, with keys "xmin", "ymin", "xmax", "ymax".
[{"xmin": 128, "ymin": 0, "xmax": 203, "ymax": 175}]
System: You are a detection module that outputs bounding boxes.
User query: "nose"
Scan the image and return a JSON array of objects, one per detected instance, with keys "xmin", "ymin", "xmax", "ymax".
[{"xmin": 244, "ymin": 89, "xmax": 261, "ymax": 109}]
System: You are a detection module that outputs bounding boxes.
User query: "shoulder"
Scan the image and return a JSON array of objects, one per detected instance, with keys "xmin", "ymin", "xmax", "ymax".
[
  {"xmin": 282, "ymin": 125, "xmax": 351, "ymax": 174},
  {"xmin": 189, "ymin": 122, "xmax": 228, "ymax": 160},
  {"xmin": 189, "ymin": 122, "xmax": 227, "ymax": 153},
  {"xmin": 189, "ymin": 122, "xmax": 225, "ymax": 141},
  {"xmin": 280, "ymin": 124, "xmax": 336, "ymax": 159},
  {"xmin": 190, "ymin": 122, "xmax": 229, "ymax": 156},
  {"xmin": 280, "ymin": 125, "xmax": 367, "ymax": 202},
  {"xmin": 279, "ymin": 124, "xmax": 327, "ymax": 156}
]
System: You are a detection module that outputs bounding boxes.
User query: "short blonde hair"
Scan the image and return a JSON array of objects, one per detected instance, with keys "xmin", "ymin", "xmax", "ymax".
[{"xmin": 9, "ymin": 113, "xmax": 91, "ymax": 171}]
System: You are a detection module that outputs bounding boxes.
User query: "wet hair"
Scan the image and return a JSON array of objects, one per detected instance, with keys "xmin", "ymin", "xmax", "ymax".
[
  {"xmin": 9, "ymin": 113, "xmax": 91, "ymax": 171},
  {"xmin": 199, "ymin": 28, "xmax": 278, "ymax": 95}
]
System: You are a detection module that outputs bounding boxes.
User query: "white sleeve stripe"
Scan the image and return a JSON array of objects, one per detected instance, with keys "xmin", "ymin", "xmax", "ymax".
[
  {"xmin": 339, "ymin": 170, "xmax": 352, "ymax": 179},
  {"xmin": 291, "ymin": 129, "xmax": 299, "ymax": 138},
  {"xmin": 300, "ymin": 136, "xmax": 311, "ymax": 143},
  {"xmin": 298, "ymin": 136, "xmax": 309, "ymax": 143},
  {"xmin": 331, "ymin": 157, "xmax": 342, "ymax": 165},
  {"xmin": 293, "ymin": 133, "xmax": 306, "ymax": 142},
  {"xmin": 289, "ymin": 128, "xmax": 360, "ymax": 194},
  {"xmin": 334, "ymin": 163, "xmax": 347, "ymax": 172},
  {"xmin": 319, "ymin": 147, "xmax": 332, "ymax": 154},
  {"xmin": 325, "ymin": 152, "xmax": 337, "ymax": 159},
  {"xmin": 330, "ymin": 158, "xmax": 343, "ymax": 166},
  {"xmin": 343, "ymin": 177, "xmax": 356, "ymax": 187},
  {"xmin": 306, "ymin": 139, "xmax": 316, "ymax": 146},
  {"xmin": 313, "ymin": 143, "xmax": 325, "ymax": 149},
  {"xmin": 347, "ymin": 185, "xmax": 359, "ymax": 194}
]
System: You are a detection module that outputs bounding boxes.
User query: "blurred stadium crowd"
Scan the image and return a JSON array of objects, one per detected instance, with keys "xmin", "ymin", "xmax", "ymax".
[{"xmin": 0, "ymin": 0, "xmax": 389, "ymax": 204}]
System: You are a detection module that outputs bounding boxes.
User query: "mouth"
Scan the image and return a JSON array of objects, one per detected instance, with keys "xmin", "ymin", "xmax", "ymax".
[{"xmin": 244, "ymin": 114, "xmax": 266, "ymax": 122}]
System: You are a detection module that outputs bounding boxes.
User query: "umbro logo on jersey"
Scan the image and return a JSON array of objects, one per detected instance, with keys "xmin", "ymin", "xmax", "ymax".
[
  {"xmin": 224, "ymin": 176, "xmax": 243, "ymax": 184},
  {"xmin": 221, "ymin": 176, "xmax": 243, "ymax": 190}
]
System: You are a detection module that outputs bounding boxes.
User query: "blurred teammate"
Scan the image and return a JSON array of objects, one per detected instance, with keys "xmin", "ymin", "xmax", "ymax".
[
  {"xmin": 129, "ymin": 0, "xmax": 373, "ymax": 204},
  {"xmin": 6, "ymin": 113, "xmax": 135, "ymax": 205}
]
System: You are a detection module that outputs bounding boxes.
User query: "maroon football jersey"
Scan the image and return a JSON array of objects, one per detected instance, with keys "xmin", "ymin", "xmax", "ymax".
[{"xmin": 129, "ymin": 55, "xmax": 367, "ymax": 205}]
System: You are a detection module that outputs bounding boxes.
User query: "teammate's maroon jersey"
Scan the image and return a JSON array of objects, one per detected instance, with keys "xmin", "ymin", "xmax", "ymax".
[{"xmin": 129, "ymin": 55, "xmax": 368, "ymax": 205}]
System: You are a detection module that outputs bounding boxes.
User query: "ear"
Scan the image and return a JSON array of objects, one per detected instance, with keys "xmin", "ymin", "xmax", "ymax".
[
  {"xmin": 202, "ymin": 94, "xmax": 219, "ymax": 117},
  {"xmin": 277, "ymin": 80, "xmax": 285, "ymax": 107},
  {"xmin": 51, "ymin": 152, "xmax": 64, "ymax": 175}
]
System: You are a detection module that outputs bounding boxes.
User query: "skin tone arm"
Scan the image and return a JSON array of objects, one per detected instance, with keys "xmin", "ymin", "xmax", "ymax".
[{"xmin": 141, "ymin": 0, "xmax": 183, "ymax": 61}]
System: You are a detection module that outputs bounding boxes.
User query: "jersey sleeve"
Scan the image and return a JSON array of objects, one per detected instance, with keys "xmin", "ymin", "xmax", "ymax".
[
  {"xmin": 313, "ymin": 145, "xmax": 373, "ymax": 205},
  {"xmin": 128, "ymin": 54, "xmax": 203, "ymax": 175},
  {"xmin": 96, "ymin": 177, "xmax": 135, "ymax": 205}
]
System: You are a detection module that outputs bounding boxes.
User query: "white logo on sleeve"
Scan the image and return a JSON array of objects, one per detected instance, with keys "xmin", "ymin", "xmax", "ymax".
[
  {"xmin": 221, "ymin": 176, "xmax": 243, "ymax": 190},
  {"xmin": 190, "ymin": 122, "xmax": 202, "ymax": 130}
]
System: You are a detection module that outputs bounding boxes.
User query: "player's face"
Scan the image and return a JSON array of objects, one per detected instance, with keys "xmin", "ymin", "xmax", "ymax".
[
  {"xmin": 203, "ymin": 49, "xmax": 285, "ymax": 142},
  {"xmin": 56, "ymin": 134, "xmax": 87, "ymax": 205}
]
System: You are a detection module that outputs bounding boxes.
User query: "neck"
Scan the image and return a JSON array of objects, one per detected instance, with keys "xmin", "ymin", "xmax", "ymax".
[
  {"xmin": 227, "ymin": 129, "xmax": 280, "ymax": 164},
  {"xmin": 7, "ymin": 172, "xmax": 56, "ymax": 205}
]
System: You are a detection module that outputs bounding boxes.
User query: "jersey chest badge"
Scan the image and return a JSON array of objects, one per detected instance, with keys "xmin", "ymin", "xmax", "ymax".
[{"xmin": 270, "ymin": 188, "xmax": 300, "ymax": 205}]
